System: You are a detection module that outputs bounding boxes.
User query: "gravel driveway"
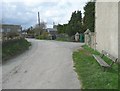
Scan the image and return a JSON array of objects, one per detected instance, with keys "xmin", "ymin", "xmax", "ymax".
[{"xmin": 2, "ymin": 39, "xmax": 84, "ymax": 89}]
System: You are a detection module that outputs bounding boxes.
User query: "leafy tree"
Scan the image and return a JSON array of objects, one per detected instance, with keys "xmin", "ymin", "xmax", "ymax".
[
  {"xmin": 57, "ymin": 1, "xmax": 95, "ymax": 36},
  {"xmin": 57, "ymin": 10, "xmax": 83, "ymax": 36},
  {"xmin": 34, "ymin": 21, "xmax": 46, "ymax": 36},
  {"xmin": 57, "ymin": 24, "xmax": 67, "ymax": 34},
  {"xmin": 66, "ymin": 10, "xmax": 83, "ymax": 36},
  {"xmin": 83, "ymin": 2, "xmax": 95, "ymax": 32}
]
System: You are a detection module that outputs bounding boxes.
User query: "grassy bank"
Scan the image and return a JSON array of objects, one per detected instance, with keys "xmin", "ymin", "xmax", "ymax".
[
  {"xmin": 73, "ymin": 45, "xmax": 118, "ymax": 89},
  {"xmin": 2, "ymin": 38, "xmax": 31, "ymax": 61}
]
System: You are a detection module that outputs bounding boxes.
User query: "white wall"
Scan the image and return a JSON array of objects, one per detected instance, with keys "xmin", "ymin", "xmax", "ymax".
[
  {"xmin": 95, "ymin": 1, "xmax": 118, "ymax": 58},
  {"xmin": 118, "ymin": 2, "xmax": 120, "ymax": 62}
]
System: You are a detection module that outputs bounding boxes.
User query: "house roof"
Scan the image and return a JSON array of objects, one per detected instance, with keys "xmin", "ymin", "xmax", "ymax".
[
  {"xmin": 0, "ymin": 24, "xmax": 22, "ymax": 33},
  {"xmin": 0, "ymin": 24, "xmax": 21, "ymax": 27}
]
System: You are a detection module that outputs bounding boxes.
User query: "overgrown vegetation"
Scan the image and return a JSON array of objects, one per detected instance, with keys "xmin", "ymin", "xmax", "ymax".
[
  {"xmin": 73, "ymin": 45, "xmax": 118, "ymax": 89},
  {"xmin": 35, "ymin": 32, "xmax": 49, "ymax": 40},
  {"xmin": 2, "ymin": 38, "xmax": 31, "ymax": 61}
]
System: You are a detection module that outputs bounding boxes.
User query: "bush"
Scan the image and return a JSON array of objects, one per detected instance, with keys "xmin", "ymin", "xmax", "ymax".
[
  {"xmin": 56, "ymin": 34, "xmax": 75, "ymax": 42},
  {"xmin": 35, "ymin": 32, "xmax": 49, "ymax": 40},
  {"xmin": 36, "ymin": 35, "xmax": 44, "ymax": 39},
  {"xmin": 2, "ymin": 38, "xmax": 31, "ymax": 61}
]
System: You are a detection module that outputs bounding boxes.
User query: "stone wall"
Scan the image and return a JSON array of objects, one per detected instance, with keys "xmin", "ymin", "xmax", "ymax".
[{"xmin": 84, "ymin": 32, "xmax": 96, "ymax": 49}]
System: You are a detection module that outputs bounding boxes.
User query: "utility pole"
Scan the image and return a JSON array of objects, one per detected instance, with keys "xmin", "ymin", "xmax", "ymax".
[
  {"xmin": 53, "ymin": 22, "xmax": 55, "ymax": 28},
  {"xmin": 38, "ymin": 12, "xmax": 40, "ymax": 26},
  {"xmin": 38, "ymin": 12, "xmax": 41, "ymax": 35}
]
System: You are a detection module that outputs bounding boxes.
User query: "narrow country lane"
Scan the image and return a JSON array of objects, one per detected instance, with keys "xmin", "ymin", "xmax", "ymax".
[{"xmin": 2, "ymin": 39, "xmax": 84, "ymax": 89}]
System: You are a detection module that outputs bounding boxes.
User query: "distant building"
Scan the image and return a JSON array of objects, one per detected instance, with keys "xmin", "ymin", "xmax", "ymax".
[
  {"xmin": 0, "ymin": 24, "xmax": 22, "ymax": 40},
  {"xmin": 46, "ymin": 24, "xmax": 58, "ymax": 40},
  {"xmin": 1, "ymin": 24, "xmax": 22, "ymax": 32},
  {"xmin": 47, "ymin": 28, "xmax": 57, "ymax": 40},
  {"xmin": 47, "ymin": 28, "xmax": 57, "ymax": 32}
]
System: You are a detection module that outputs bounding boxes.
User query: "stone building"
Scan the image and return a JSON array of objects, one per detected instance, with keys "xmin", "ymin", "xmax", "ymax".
[{"xmin": 0, "ymin": 24, "xmax": 22, "ymax": 40}]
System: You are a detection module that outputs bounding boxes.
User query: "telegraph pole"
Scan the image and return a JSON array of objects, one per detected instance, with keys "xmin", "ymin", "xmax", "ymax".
[
  {"xmin": 38, "ymin": 12, "xmax": 41, "ymax": 35},
  {"xmin": 53, "ymin": 22, "xmax": 55, "ymax": 28},
  {"xmin": 38, "ymin": 12, "xmax": 40, "ymax": 26}
]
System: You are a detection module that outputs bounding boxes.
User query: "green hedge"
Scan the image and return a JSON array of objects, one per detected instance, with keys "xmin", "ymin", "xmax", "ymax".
[{"xmin": 2, "ymin": 38, "xmax": 31, "ymax": 61}]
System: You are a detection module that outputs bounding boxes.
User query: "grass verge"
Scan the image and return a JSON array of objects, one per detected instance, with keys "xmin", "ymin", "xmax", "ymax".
[
  {"xmin": 2, "ymin": 38, "xmax": 31, "ymax": 62},
  {"xmin": 55, "ymin": 37, "xmax": 69, "ymax": 42},
  {"xmin": 73, "ymin": 45, "xmax": 118, "ymax": 89}
]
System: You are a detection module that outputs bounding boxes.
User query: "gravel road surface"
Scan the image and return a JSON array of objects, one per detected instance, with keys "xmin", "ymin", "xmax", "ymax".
[{"xmin": 2, "ymin": 39, "xmax": 84, "ymax": 89}]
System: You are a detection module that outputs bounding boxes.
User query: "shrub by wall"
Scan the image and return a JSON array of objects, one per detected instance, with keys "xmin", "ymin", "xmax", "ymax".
[{"xmin": 2, "ymin": 38, "xmax": 31, "ymax": 61}]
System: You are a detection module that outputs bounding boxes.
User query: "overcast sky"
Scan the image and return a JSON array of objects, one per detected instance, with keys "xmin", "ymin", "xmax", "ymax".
[{"xmin": 2, "ymin": 0, "xmax": 89, "ymax": 29}]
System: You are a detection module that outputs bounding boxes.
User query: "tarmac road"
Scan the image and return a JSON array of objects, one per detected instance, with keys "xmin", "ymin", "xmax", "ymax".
[{"xmin": 2, "ymin": 39, "xmax": 84, "ymax": 89}]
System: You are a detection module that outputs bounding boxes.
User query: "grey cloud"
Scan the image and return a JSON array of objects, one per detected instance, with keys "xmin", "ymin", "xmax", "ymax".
[
  {"xmin": 2, "ymin": 2, "xmax": 37, "ymax": 28},
  {"xmin": 2, "ymin": 1, "xmax": 87, "ymax": 28}
]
